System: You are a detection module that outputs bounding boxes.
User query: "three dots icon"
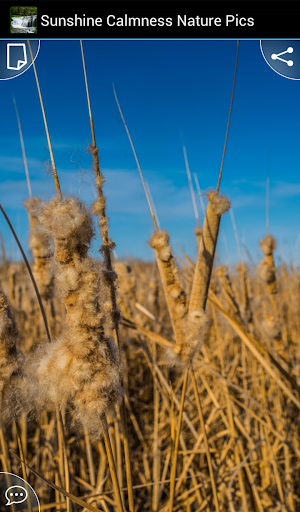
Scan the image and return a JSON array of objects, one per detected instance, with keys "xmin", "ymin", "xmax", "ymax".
[{"xmin": 271, "ymin": 47, "xmax": 294, "ymax": 67}]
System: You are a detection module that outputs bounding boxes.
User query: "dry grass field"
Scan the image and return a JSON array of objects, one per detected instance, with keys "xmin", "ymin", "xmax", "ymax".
[{"xmin": 0, "ymin": 40, "xmax": 300, "ymax": 512}]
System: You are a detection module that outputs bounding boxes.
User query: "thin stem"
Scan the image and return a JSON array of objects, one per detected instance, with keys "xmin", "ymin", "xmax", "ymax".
[
  {"xmin": 183, "ymin": 146, "xmax": 200, "ymax": 227},
  {"xmin": 80, "ymin": 42, "xmax": 134, "ymax": 512},
  {"xmin": 101, "ymin": 417, "xmax": 126, "ymax": 512},
  {"xmin": 145, "ymin": 180, "xmax": 160, "ymax": 229},
  {"xmin": 112, "ymin": 83, "xmax": 158, "ymax": 230},
  {"xmin": 229, "ymin": 207, "xmax": 241, "ymax": 262},
  {"xmin": 0, "ymin": 203, "xmax": 51, "ymax": 343},
  {"xmin": 80, "ymin": 40, "xmax": 96, "ymax": 147},
  {"xmin": 266, "ymin": 174, "xmax": 270, "ymax": 235},
  {"xmin": 193, "ymin": 173, "xmax": 206, "ymax": 217},
  {"xmin": 216, "ymin": 40, "xmax": 240, "ymax": 193},
  {"xmin": 12, "ymin": 95, "xmax": 32, "ymax": 198},
  {"xmin": 27, "ymin": 40, "xmax": 62, "ymax": 198},
  {"xmin": 191, "ymin": 367, "xmax": 220, "ymax": 512},
  {"xmin": 169, "ymin": 370, "xmax": 189, "ymax": 512}
]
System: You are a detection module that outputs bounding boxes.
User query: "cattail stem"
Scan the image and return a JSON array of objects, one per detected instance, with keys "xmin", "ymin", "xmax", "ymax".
[
  {"xmin": 14, "ymin": 420, "xmax": 33, "ymax": 512},
  {"xmin": 80, "ymin": 42, "xmax": 134, "ymax": 511},
  {"xmin": 0, "ymin": 203, "xmax": 51, "ymax": 343},
  {"xmin": 27, "ymin": 40, "xmax": 62, "ymax": 198},
  {"xmin": 79, "ymin": 41, "xmax": 96, "ymax": 147},
  {"xmin": 183, "ymin": 146, "xmax": 200, "ymax": 228},
  {"xmin": 112, "ymin": 83, "xmax": 158, "ymax": 230},
  {"xmin": 101, "ymin": 416, "xmax": 126, "ymax": 512},
  {"xmin": 190, "ymin": 368, "xmax": 220, "ymax": 512},
  {"xmin": 12, "ymin": 95, "xmax": 32, "ymax": 198},
  {"xmin": 193, "ymin": 173, "xmax": 206, "ymax": 217},
  {"xmin": 189, "ymin": 192, "xmax": 230, "ymax": 315},
  {"xmin": 216, "ymin": 40, "xmax": 239, "ymax": 193},
  {"xmin": 169, "ymin": 370, "xmax": 188, "ymax": 512}
]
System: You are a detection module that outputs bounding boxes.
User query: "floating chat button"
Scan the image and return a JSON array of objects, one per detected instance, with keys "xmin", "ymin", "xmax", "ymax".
[
  {"xmin": 5, "ymin": 486, "xmax": 28, "ymax": 506},
  {"xmin": 0, "ymin": 473, "xmax": 40, "ymax": 512}
]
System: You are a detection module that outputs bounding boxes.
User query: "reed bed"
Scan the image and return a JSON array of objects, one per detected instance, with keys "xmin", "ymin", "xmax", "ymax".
[
  {"xmin": 1, "ymin": 240, "xmax": 300, "ymax": 511},
  {"xmin": 0, "ymin": 40, "xmax": 299, "ymax": 512}
]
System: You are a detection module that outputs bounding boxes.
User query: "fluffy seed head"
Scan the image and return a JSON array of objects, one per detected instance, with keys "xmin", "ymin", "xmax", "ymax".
[
  {"xmin": 260, "ymin": 235, "xmax": 277, "ymax": 256},
  {"xmin": 207, "ymin": 191, "xmax": 231, "ymax": 216}
]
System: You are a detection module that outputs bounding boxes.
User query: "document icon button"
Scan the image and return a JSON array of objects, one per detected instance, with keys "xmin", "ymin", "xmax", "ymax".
[{"xmin": 7, "ymin": 43, "xmax": 27, "ymax": 70}]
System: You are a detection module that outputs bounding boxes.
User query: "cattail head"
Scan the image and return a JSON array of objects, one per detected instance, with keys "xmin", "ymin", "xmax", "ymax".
[
  {"xmin": 38, "ymin": 196, "xmax": 94, "ymax": 263},
  {"xmin": 207, "ymin": 191, "xmax": 231, "ymax": 216},
  {"xmin": 150, "ymin": 230, "xmax": 172, "ymax": 262},
  {"xmin": 260, "ymin": 235, "xmax": 277, "ymax": 256},
  {"xmin": 189, "ymin": 190, "xmax": 231, "ymax": 316},
  {"xmin": 258, "ymin": 261, "xmax": 276, "ymax": 285},
  {"xmin": 23, "ymin": 196, "xmax": 122, "ymax": 439},
  {"xmin": 24, "ymin": 197, "xmax": 51, "ymax": 259},
  {"xmin": 149, "ymin": 230, "xmax": 188, "ymax": 348}
]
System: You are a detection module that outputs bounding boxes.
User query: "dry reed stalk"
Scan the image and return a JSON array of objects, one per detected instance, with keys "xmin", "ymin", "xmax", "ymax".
[
  {"xmin": 215, "ymin": 265, "xmax": 242, "ymax": 322},
  {"xmin": 236, "ymin": 263, "xmax": 253, "ymax": 326},
  {"xmin": 190, "ymin": 368, "xmax": 220, "ymax": 512},
  {"xmin": 12, "ymin": 95, "xmax": 32, "ymax": 199},
  {"xmin": 113, "ymin": 85, "xmax": 203, "ymax": 368},
  {"xmin": 101, "ymin": 416, "xmax": 126, "ymax": 512},
  {"xmin": 149, "ymin": 231, "xmax": 188, "ymax": 349},
  {"xmin": 27, "ymin": 41, "xmax": 61, "ymax": 198},
  {"xmin": 80, "ymin": 42, "xmax": 134, "ymax": 511},
  {"xmin": 189, "ymin": 191, "xmax": 231, "ymax": 316},
  {"xmin": 183, "ymin": 145, "xmax": 201, "ymax": 243},
  {"xmin": 0, "ymin": 202, "xmax": 51, "ymax": 344},
  {"xmin": 169, "ymin": 370, "xmax": 188, "ymax": 512},
  {"xmin": 259, "ymin": 235, "xmax": 278, "ymax": 314}
]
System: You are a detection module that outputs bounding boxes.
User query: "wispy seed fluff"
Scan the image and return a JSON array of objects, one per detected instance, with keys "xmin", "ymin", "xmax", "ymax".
[
  {"xmin": 0, "ymin": 289, "xmax": 22, "ymax": 420},
  {"xmin": 26, "ymin": 196, "xmax": 122, "ymax": 439},
  {"xmin": 24, "ymin": 197, "xmax": 54, "ymax": 301},
  {"xmin": 169, "ymin": 310, "xmax": 209, "ymax": 367}
]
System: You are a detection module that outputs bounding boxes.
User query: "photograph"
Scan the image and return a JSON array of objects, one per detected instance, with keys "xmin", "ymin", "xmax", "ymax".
[
  {"xmin": 10, "ymin": 6, "xmax": 37, "ymax": 34},
  {"xmin": 0, "ymin": 38, "xmax": 299, "ymax": 512}
]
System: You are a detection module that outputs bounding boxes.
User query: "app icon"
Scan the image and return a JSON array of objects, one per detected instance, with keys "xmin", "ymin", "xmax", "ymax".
[{"xmin": 10, "ymin": 6, "xmax": 37, "ymax": 34}]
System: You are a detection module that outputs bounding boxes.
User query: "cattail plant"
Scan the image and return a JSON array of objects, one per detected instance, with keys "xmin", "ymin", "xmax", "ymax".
[
  {"xmin": 25, "ymin": 196, "xmax": 122, "ymax": 438},
  {"xmin": 236, "ymin": 262, "xmax": 253, "ymax": 326},
  {"xmin": 259, "ymin": 235, "xmax": 278, "ymax": 314},
  {"xmin": 149, "ymin": 231, "xmax": 188, "ymax": 350},
  {"xmin": 24, "ymin": 198, "xmax": 54, "ymax": 301},
  {"xmin": 0, "ymin": 288, "xmax": 22, "ymax": 420},
  {"xmin": 216, "ymin": 264, "xmax": 243, "ymax": 323},
  {"xmin": 113, "ymin": 261, "xmax": 137, "ymax": 321}
]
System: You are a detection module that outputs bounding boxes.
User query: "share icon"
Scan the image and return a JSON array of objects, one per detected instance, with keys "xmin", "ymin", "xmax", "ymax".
[{"xmin": 271, "ymin": 47, "xmax": 294, "ymax": 67}]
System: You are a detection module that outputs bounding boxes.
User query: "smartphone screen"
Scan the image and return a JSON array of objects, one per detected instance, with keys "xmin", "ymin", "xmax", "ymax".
[{"xmin": 0, "ymin": 2, "xmax": 299, "ymax": 511}]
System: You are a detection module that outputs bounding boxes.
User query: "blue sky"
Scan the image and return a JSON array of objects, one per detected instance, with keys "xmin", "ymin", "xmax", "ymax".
[{"xmin": 1, "ymin": 39, "xmax": 300, "ymax": 265}]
